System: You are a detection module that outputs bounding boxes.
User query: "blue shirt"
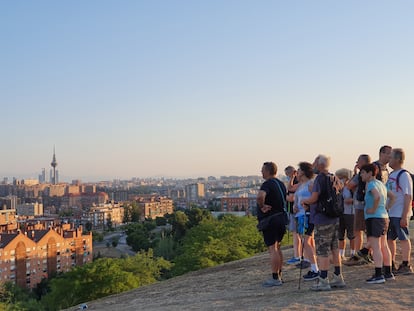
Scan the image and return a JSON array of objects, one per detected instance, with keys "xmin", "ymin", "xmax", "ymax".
[{"xmin": 364, "ymin": 179, "xmax": 388, "ymax": 219}]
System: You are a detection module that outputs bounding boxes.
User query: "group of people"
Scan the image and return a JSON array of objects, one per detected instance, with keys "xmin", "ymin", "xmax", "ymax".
[{"xmin": 256, "ymin": 146, "xmax": 413, "ymax": 290}]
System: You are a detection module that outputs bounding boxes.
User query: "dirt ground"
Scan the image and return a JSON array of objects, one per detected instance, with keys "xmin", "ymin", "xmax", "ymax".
[{"xmin": 66, "ymin": 236, "xmax": 414, "ymax": 311}]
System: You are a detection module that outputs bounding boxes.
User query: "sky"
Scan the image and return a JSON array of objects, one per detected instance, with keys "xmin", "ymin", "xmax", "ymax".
[{"xmin": 1, "ymin": 1, "xmax": 414, "ymax": 182}]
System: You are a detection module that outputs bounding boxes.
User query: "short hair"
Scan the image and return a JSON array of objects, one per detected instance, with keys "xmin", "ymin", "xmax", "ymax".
[
  {"xmin": 285, "ymin": 165, "xmax": 295, "ymax": 173},
  {"xmin": 317, "ymin": 154, "xmax": 331, "ymax": 168},
  {"xmin": 263, "ymin": 162, "xmax": 277, "ymax": 175},
  {"xmin": 298, "ymin": 162, "xmax": 314, "ymax": 179},
  {"xmin": 335, "ymin": 168, "xmax": 352, "ymax": 180},
  {"xmin": 379, "ymin": 145, "xmax": 392, "ymax": 154},
  {"xmin": 358, "ymin": 154, "xmax": 371, "ymax": 164},
  {"xmin": 360, "ymin": 163, "xmax": 378, "ymax": 177},
  {"xmin": 391, "ymin": 148, "xmax": 405, "ymax": 163}
]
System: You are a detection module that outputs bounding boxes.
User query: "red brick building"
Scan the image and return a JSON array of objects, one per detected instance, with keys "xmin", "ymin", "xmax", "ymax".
[{"xmin": 0, "ymin": 223, "xmax": 92, "ymax": 288}]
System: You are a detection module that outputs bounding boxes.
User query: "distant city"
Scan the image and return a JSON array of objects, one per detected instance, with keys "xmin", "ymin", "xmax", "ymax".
[{"xmin": 0, "ymin": 149, "xmax": 271, "ymax": 290}]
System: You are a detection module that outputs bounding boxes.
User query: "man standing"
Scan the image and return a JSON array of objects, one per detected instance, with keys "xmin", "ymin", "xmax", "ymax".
[
  {"xmin": 301, "ymin": 155, "xmax": 345, "ymax": 291},
  {"xmin": 374, "ymin": 145, "xmax": 392, "ymax": 183},
  {"xmin": 257, "ymin": 162, "xmax": 287, "ymax": 287},
  {"xmin": 386, "ymin": 148, "xmax": 413, "ymax": 274},
  {"xmin": 344, "ymin": 154, "xmax": 372, "ymax": 266}
]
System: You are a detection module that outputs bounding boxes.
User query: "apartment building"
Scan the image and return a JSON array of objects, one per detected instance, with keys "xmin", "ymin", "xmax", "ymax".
[
  {"xmin": 0, "ymin": 223, "xmax": 92, "ymax": 288},
  {"xmin": 220, "ymin": 196, "xmax": 257, "ymax": 213},
  {"xmin": 82, "ymin": 203, "xmax": 124, "ymax": 229},
  {"xmin": 132, "ymin": 196, "xmax": 174, "ymax": 220}
]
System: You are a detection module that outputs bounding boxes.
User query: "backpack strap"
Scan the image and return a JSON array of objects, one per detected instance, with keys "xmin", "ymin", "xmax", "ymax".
[
  {"xmin": 271, "ymin": 179, "xmax": 287, "ymax": 213},
  {"xmin": 396, "ymin": 169, "xmax": 408, "ymax": 192}
]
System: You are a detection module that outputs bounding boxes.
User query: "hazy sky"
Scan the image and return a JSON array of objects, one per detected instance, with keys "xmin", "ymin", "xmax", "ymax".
[{"xmin": 1, "ymin": 1, "xmax": 413, "ymax": 182}]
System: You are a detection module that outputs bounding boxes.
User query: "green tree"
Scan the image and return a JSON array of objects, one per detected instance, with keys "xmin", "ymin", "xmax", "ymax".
[
  {"xmin": 85, "ymin": 221, "xmax": 93, "ymax": 232},
  {"xmin": 185, "ymin": 208, "xmax": 213, "ymax": 228},
  {"xmin": 172, "ymin": 215, "xmax": 265, "ymax": 276},
  {"xmin": 106, "ymin": 214, "xmax": 113, "ymax": 231},
  {"xmin": 125, "ymin": 223, "xmax": 153, "ymax": 252},
  {"xmin": 170, "ymin": 211, "xmax": 188, "ymax": 240},
  {"xmin": 123, "ymin": 202, "xmax": 141, "ymax": 223},
  {"xmin": 155, "ymin": 216, "xmax": 167, "ymax": 226},
  {"xmin": 41, "ymin": 251, "xmax": 171, "ymax": 311}
]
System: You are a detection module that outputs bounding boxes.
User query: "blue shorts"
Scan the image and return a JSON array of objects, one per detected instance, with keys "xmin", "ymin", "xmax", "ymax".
[
  {"xmin": 295, "ymin": 215, "xmax": 308, "ymax": 235},
  {"xmin": 387, "ymin": 217, "xmax": 410, "ymax": 241}
]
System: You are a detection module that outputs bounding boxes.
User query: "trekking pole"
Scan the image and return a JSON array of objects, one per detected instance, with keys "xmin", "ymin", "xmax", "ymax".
[{"xmin": 298, "ymin": 232, "xmax": 305, "ymax": 289}]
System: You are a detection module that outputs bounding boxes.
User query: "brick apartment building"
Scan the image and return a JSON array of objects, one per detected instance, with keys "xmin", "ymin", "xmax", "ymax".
[
  {"xmin": 0, "ymin": 222, "xmax": 92, "ymax": 289},
  {"xmin": 220, "ymin": 196, "xmax": 257, "ymax": 212}
]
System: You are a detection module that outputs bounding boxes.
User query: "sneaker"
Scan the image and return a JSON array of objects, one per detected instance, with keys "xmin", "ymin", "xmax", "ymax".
[
  {"xmin": 395, "ymin": 264, "xmax": 413, "ymax": 275},
  {"xmin": 366, "ymin": 275, "xmax": 385, "ymax": 284},
  {"xmin": 357, "ymin": 250, "xmax": 374, "ymax": 264},
  {"xmin": 343, "ymin": 255, "xmax": 367, "ymax": 266},
  {"xmin": 262, "ymin": 278, "xmax": 283, "ymax": 287},
  {"xmin": 286, "ymin": 257, "xmax": 301, "ymax": 265},
  {"xmin": 303, "ymin": 270, "xmax": 319, "ymax": 281},
  {"xmin": 310, "ymin": 276, "xmax": 331, "ymax": 291},
  {"xmin": 296, "ymin": 261, "xmax": 311, "ymax": 269},
  {"xmin": 330, "ymin": 273, "xmax": 346, "ymax": 288},
  {"xmin": 384, "ymin": 273, "xmax": 396, "ymax": 281}
]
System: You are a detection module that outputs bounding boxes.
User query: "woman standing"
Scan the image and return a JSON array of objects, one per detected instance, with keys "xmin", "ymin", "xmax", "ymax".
[
  {"xmin": 293, "ymin": 162, "xmax": 319, "ymax": 280},
  {"xmin": 360, "ymin": 163, "xmax": 395, "ymax": 283}
]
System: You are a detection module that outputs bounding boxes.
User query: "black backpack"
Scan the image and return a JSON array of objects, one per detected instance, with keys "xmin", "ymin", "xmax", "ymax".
[{"xmin": 317, "ymin": 173, "xmax": 344, "ymax": 218}]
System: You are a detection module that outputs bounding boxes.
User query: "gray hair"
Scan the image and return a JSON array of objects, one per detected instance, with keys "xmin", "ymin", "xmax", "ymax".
[{"xmin": 317, "ymin": 154, "xmax": 331, "ymax": 168}]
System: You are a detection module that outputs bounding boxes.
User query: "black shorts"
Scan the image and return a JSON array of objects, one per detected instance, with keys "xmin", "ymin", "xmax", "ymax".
[
  {"xmin": 263, "ymin": 214, "xmax": 286, "ymax": 246},
  {"xmin": 365, "ymin": 218, "xmax": 388, "ymax": 238},
  {"xmin": 338, "ymin": 214, "xmax": 355, "ymax": 241}
]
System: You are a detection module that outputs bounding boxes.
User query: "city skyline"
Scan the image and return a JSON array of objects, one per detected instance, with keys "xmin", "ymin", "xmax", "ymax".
[{"xmin": 2, "ymin": 1, "xmax": 414, "ymax": 182}]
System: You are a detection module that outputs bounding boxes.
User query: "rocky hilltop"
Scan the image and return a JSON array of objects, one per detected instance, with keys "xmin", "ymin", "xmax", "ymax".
[{"xmin": 64, "ymin": 243, "xmax": 414, "ymax": 311}]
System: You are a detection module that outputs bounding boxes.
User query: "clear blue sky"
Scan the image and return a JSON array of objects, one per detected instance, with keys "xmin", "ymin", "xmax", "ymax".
[{"xmin": 1, "ymin": 1, "xmax": 413, "ymax": 182}]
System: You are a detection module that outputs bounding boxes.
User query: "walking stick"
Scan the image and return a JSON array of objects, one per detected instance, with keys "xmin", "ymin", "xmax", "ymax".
[
  {"xmin": 298, "ymin": 213, "xmax": 308, "ymax": 290},
  {"xmin": 298, "ymin": 235, "xmax": 305, "ymax": 289}
]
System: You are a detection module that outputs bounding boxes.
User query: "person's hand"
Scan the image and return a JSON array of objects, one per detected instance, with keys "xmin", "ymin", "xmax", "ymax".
[
  {"xmin": 293, "ymin": 206, "xmax": 299, "ymax": 213},
  {"xmin": 261, "ymin": 204, "xmax": 272, "ymax": 213},
  {"xmin": 400, "ymin": 217, "xmax": 408, "ymax": 228}
]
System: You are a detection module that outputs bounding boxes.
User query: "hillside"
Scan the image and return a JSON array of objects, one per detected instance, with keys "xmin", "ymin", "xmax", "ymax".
[{"xmin": 65, "ymin": 243, "xmax": 414, "ymax": 311}]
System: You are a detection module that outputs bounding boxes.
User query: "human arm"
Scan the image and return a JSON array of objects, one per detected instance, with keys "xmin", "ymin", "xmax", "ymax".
[
  {"xmin": 366, "ymin": 188, "xmax": 380, "ymax": 214},
  {"xmin": 257, "ymin": 190, "xmax": 272, "ymax": 213}
]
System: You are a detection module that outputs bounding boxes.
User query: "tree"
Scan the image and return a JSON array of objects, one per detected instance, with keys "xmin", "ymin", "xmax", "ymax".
[
  {"xmin": 185, "ymin": 208, "xmax": 212, "ymax": 228},
  {"xmin": 170, "ymin": 211, "xmax": 188, "ymax": 241},
  {"xmin": 106, "ymin": 214, "xmax": 113, "ymax": 231},
  {"xmin": 85, "ymin": 221, "xmax": 93, "ymax": 232},
  {"xmin": 171, "ymin": 215, "xmax": 265, "ymax": 276},
  {"xmin": 125, "ymin": 223, "xmax": 153, "ymax": 252},
  {"xmin": 40, "ymin": 251, "xmax": 171, "ymax": 311}
]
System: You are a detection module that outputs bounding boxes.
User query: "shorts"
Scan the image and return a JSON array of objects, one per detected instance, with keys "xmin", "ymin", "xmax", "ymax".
[
  {"xmin": 305, "ymin": 222, "xmax": 314, "ymax": 236},
  {"xmin": 263, "ymin": 213, "xmax": 287, "ymax": 247},
  {"xmin": 354, "ymin": 209, "xmax": 366, "ymax": 231},
  {"xmin": 387, "ymin": 217, "xmax": 410, "ymax": 241},
  {"xmin": 314, "ymin": 223, "xmax": 339, "ymax": 257},
  {"xmin": 295, "ymin": 215, "xmax": 308, "ymax": 235},
  {"xmin": 288, "ymin": 213, "xmax": 296, "ymax": 232},
  {"xmin": 365, "ymin": 218, "xmax": 388, "ymax": 238},
  {"xmin": 338, "ymin": 214, "xmax": 355, "ymax": 241}
]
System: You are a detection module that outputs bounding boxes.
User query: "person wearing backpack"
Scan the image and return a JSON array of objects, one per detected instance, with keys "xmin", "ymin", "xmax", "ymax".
[
  {"xmin": 257, "ymin": 161, "xmax": 288, "ymax": 287},
  {"xmin": 301, "ymin": 155, "xmax": 345, "ymax": 291},
  {"xmin": 386, "ymin": 148, "xmax": 413, "ymax": 275}
]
